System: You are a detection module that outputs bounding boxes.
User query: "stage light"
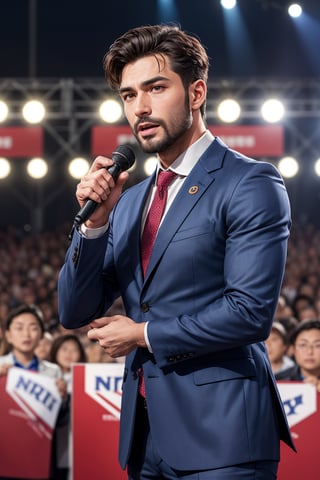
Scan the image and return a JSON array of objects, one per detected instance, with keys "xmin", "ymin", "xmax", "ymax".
[
  {"xmin": 22, "ymin": 100, "xmax": 46, "ymax": 124},
  {"xmin": 220, "ymin": 0, "xmax": 237, "ymax": 10},
  {"xmin": 0, "ymin": 158, "xmax": 11, "ymax": 179},
  {"xmin": 144, "ymin": 156, "xmax": 158, "ymax": 176},
  {"xmin": 99, "ymin": 99, "xmax": 123, "ymax": 123},
  {"xmin": 288, "ymin": 3, "xmax": 302, "ymax": 18},
  {"xmin": 261, "ymin": 99, "xmax": 285, "ymax": 123},
  {"xmin": 27, "ymin": 157, "xmax": 48, "ymax": 179},
  {"xmin": 278, "ymin": 156, "xmax": 299, "ymax": 178},
  {"xmin": 314, "ymin": 159, "xmax": 320, "ymax": 177},
  {"xmin": 0, "ymin": 100, "xmax": 9, "ymax": 123},
  {"xmin": 217, "ymin": 99, "xmax": 241, "ymax": 123},
  {"xmin": 68, "ymin": 157, "xmax": 90, "ymax": 179}
]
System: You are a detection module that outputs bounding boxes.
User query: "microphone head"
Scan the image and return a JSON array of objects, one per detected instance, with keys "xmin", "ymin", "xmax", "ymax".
[{"xmin": 112, "ymin": 145, "xmax": 135, "ymax": 171}]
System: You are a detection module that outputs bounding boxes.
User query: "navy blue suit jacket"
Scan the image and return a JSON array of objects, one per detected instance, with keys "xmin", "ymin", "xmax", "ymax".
[{"xmin": 58, "ymin": 137, "xmax": 295, "ymax": 470}]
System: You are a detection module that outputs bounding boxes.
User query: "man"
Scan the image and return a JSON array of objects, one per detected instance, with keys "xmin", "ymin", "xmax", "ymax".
[
  {"xmin": 276, "ymin": 319, "xmax": 320, "ymax": 391},
  {"xmin": 58, "ymin": 24, "xmax": 294, "ymax": 479}
]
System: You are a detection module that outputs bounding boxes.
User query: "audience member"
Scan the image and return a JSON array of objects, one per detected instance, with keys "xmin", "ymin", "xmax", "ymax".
[
  {"xmin": 49, "ymin": 334, "xmax": 87, "ymax": 480},
  {"xmin": 0, "ymin": 303, "xmax": 68, "ymax": 480},
  {"xmin": 35, "ymin": 331, "xmax": 54, "ymax": 360},
  {"xmin": 266, "ymin": 322, "xmax": 295, "ymax": 376},
  {"xmin": 276, "ymin": 319, "xmax": 320, "ymax": 391}
]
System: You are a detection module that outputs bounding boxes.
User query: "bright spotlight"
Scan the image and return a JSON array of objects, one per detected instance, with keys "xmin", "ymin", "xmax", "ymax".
[
  {"xmin": 0, "ymin": 158, "xmax": 11, "ymax": 179},
  {"xmin": 144, "ymin": 156, "xmax": 158, "ymax": 176},
  {"xmin": 278, "ymin": 156, "xmax": 299, "ymax": 178},
  {"xmin": 22, "ymin": 100, "xmax": 46, "ymax": 124},
  {"xmin": 221, "ymin": 0, "xmax": 237, "ymax": 9},
  {"xmin": 0, "ymin": 101, "xmax": 9, "ymax": 123},
  {"xmin": 27, "ymin": 157, "xmax": 48, "ymax": 179},
  {"xmin": 217, "ymin": 99, "xmax": 241, "ymax": 123},
  {"xmin": 261, "ymin": 99, "xmax": 285, "ymax": 123},
  {"xmin": 314, "ymin": 158, "xmax": 320, "ymax": 177},
  {"xmin": 288, "ymin": 4, "xmax": 302, "ymax": 18},
  {"xmin": 68, "ymin": 157, "xmax": 90, "ymax": 179},
  {"xmin": 99, "ymin": 99, "xmax": 123, "ymax": 123}
]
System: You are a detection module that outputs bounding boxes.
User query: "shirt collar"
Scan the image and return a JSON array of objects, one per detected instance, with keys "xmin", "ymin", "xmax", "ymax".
[
  {"xmin": 13, "ymin": 354, "xmax": 39, "ymax": 371},
  {"xmin": 156, "ymin": 130, "xmax": 214, "ymax": 178}
]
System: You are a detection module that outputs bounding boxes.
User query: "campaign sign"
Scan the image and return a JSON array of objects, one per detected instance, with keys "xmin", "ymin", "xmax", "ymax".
[
  {"xmin": 277, "ymin": 382, "xmax": 319, "ymax": 479},
  {"xmin": 0, "ymin": 367, "xmax": 62, "ymax": 478},
  {"xmin": 72, "ymin": 363, "xmax": 127, "ymax": 480}
]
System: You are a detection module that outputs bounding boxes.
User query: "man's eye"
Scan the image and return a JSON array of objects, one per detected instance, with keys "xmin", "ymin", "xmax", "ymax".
[{"xmin": 152, "ymin": 85, "xmax": 164, "ymax": 92}]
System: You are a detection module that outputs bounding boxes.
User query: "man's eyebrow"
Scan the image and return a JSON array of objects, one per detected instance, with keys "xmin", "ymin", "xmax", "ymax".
[{"xmin": 119, "ymin": 75, "xmax": 170, "ymax": 94}]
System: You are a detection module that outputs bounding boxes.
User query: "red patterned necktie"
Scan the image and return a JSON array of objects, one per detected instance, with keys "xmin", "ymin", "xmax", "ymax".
[
  {"xmin": 141, "ymin": 170, "xmax": 177, "ymax": 277},
  {"xmin": 139, "ymin": 170, "xmax": 177, "ymax": 398}
]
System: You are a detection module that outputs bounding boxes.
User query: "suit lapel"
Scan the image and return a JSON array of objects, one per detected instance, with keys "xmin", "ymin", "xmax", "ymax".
[{"xmin": 143, "ymin": 138, "xmax": 228, "ymax": 283}]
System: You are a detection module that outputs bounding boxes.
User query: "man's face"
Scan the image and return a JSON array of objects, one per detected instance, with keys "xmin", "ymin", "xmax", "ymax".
[
  {"xmin": 119, "ymin": 54, "xmax": 193, "ymax": 160},
  {"xmin": 293, "ymin": 328, "xmax": 320, "ymax": 374},
  {"xmin": 5, "ymin": 313, "xmax": 43, "ymax": 355}
]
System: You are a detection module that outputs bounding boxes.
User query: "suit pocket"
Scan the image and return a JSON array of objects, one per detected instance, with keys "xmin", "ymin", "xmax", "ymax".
[
  {"xmin": 171, "ymin": 222, "xmax": 215, "ymax": 242},
  {"xmin": 194, "ymin": 357, "xmax": 256, "ymax": 385}
]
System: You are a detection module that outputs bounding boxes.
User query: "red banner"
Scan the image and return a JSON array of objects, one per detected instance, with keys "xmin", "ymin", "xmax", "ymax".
[
  {"xmin": 0, "ymin": 127, "xmax": 43, "ymax": 157},
  {"xmin": 0, "ymin": 368, "xmax": 61, "ymax": 478},
  {"xmin": 72, "ymin": 363, "xmax": 127, "ymax": 480},
  {"xmin": 277, "ymin": 382, "xmax": 319, "ymax": 479},
  {"xmin": 91, "ymin": 125, "xmax": 284, "ymax": 158}
]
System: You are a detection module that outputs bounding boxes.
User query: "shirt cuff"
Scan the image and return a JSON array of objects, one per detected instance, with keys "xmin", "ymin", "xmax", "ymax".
[
  {"xmin": 80, "ymin": 222, "xmax": 109, "ymax": 239},
  {"xmin": 144, "ymin": 322, "xmax": 153, "ymax": 353}
]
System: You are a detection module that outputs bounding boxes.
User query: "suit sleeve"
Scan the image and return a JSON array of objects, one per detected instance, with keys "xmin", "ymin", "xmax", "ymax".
[{"xmin": 57, "ymin": 226, "xmax": 119, "ymax": 328}]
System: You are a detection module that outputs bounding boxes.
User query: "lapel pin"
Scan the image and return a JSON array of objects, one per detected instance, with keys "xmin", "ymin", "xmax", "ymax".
[{"xmin": 188, "ymin": 185, "xmax": 199, "ymax": 195}]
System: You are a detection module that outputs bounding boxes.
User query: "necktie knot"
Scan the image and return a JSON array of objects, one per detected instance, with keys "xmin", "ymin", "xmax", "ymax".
[
  {"xmin": 157, "ymin": 169, "xmax": 176, "ymax": 187},
  {"xmin": 157, "ymin": 170, "xmax": 176, "ymax": 198}
]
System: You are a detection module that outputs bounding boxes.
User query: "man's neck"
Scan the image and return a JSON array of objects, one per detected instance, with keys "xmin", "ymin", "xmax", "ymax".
[{"xmin": 13, "ymin": 350, "xmax": 36, "ymax": 367}]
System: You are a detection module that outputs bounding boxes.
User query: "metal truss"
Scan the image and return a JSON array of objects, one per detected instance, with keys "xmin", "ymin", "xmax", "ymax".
[{"xmin": 1, "ymin": 77, "xmax": 320, "ymax": 230}]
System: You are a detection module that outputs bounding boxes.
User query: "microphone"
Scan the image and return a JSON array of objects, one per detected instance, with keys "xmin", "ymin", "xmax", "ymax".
[{"xmin": 72, "ymin": 145, "xmax": 135, "ymax": 229}]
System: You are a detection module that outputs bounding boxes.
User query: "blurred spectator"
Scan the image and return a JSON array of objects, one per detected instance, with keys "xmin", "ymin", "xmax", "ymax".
[
  {"xmin": 298, "ymin": 304, "xmax": 319, "ymax": 322},
  {"xmin": 35, "ymin": 331, "xmax": 54, "ymax": 360},
  {"xmin": 265, "ymin": 322, "xmax": 295, "ymax": 376},
  {"xmin": 0, "ymin": 303, "xmax": 68, "ymax": 480},
  {"xmin": 276, "ymin": 319, "xmax": 320, "ymax": 391},
  {"xmin": 49, "ymin": 335, "xmax": 87, "ymax": 480}
]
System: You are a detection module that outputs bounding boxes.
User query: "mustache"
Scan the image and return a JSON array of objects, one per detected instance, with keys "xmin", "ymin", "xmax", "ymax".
[{"xmin": 134, "ymin": 117, "xmax": 164, "ymax": 135}]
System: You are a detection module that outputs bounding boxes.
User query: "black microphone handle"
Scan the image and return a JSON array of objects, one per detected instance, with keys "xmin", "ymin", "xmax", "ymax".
[{"xmin": 73, "ymin": 162, "xmax": 122, "ymax": 228}]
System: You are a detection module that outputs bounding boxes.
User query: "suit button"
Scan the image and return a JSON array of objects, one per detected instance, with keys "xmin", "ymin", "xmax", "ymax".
[
  {"xmin": 168, "ymin": 356, "xmax": 175, "ymax": 362},
  {"xmin": 132, "ymin": 371, "xmax": 138, "ymax": 380},
  {"xmin": 141, "ymin": 303, "xmax": 149, "ymax": 313}
]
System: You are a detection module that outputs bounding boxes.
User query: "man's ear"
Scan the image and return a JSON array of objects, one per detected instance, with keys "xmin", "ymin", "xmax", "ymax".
[{"xmin": 189, "ymin": 79, "xmax": 207, "ymax": 111}]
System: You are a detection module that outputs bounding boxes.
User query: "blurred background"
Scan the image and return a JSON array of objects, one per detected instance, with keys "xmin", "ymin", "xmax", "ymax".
[{"xmin": 0, "ymin": 0, "xmax": 320, "ymax": 232}]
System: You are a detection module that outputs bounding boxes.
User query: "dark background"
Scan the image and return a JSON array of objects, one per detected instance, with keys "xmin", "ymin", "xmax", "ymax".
[{"xmin": 1, "ymin": 0, "xmax": 320, "ymax": 78}]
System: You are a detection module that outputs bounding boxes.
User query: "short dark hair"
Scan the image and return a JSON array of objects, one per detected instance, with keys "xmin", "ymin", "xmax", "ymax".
[
  {"xmin": 103, "ymin": 24, "xmax": 209, "ymax": 117},
  {"xmin": 6, "ymin": 304, "xmax": 45, "ymax": 334},
  {"xmin": 290, "ymin": 319, "xmax": 320, "ymax": 345}
]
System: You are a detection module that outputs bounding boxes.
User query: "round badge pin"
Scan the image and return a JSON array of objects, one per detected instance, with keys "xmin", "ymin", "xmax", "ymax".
[{"xmin": 188, "ymin": 185, "xmax": 199, "ymax": 195}]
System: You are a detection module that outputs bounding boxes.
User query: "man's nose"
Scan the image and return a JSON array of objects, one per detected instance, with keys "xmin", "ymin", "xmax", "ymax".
[{"xmin": 135, "ymin": 92, "xmax": 151, "ymax": 117}]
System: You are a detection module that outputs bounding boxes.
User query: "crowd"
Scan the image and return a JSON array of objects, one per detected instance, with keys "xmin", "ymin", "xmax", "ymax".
[
  {"xmin": 0, "ymin": 217, "xmax": 320, "ymax": 478},
  {"xmin": 1, "ymin": 219, "xmax": 320, "ymax": 373}
]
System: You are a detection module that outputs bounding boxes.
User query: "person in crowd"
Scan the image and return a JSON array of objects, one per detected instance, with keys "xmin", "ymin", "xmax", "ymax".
[
  {"xmin": 0, "ymin": 303, "xmax": 68, "ymax": 480},
  {"xmin": 276, "ymin": 319, "xmax": 320, "ymax": 392},
  {"xmin": 58, "ymin": 24, "xmax": 294, "ymax": 479},
  {"xmin": 49, "ymin": 334, "xmax": 87, "ymax": 480},
  {"xmin": 265, "ymin": 321, "xmax": 295, "ymax": 377},
  {"xmin": 35, "ymin": 331, "xmax": 54, "ymax": 360},
  {"xmin": 298, "ymin": 304, "xmax": 319, "ymax": 322}
]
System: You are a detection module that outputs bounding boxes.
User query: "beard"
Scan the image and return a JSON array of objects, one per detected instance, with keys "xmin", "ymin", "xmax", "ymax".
[{"xmin": 133, "ymin": 94, "xmax": 193, "ymax": 154}]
